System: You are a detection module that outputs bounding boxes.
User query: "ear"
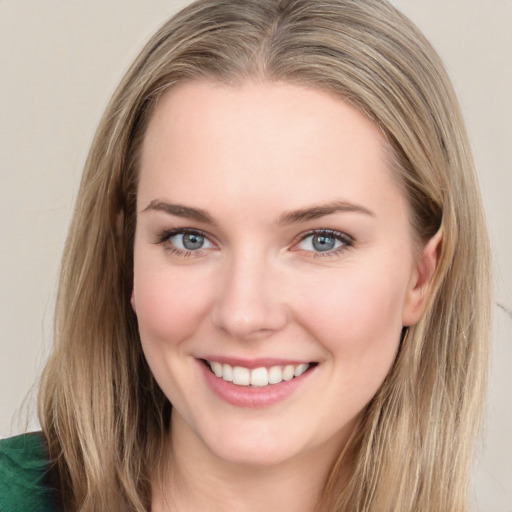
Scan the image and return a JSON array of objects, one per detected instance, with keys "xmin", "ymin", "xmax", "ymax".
[{"xmin": 402, "ymin": 230, "xmax": 442, "ymax": 326}]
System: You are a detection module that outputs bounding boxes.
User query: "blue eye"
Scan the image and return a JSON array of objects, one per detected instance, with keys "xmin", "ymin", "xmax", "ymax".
[
  {"xmin": 297, "ymin": 230, "xmax": 352, "ymax": 254},
  {"xmin": 158, "ymin": 229, "xmax": 214, "ymax": 253},
  {"xmin": 170, "ymin": 232, "xmax": 208, "ymax": 250}
]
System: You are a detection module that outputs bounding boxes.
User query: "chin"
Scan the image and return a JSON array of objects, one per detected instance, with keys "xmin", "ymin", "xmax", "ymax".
[
  {"xmin": 208, "ymin": 437, "xmax": 304, "ymax": 468},
  {"xmin": 180, "ymin": 411, "xmax": 306, "ymax": 468}
]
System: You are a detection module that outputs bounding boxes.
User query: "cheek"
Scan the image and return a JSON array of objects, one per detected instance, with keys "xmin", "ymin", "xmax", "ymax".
[
  {"xmin": 133, "ymin": 257, "xmax": 214, "ymax": 345},
  {"xmin": 132, "ymin": 258, "xmax": 216, "ymax": 402},
  {"xmin": 290, "ymin": 264, "xmax": 409, "ymax": 416},
  {"xmin": 294, "ymin": 262, "xmax": 408, "ymax": 359}
]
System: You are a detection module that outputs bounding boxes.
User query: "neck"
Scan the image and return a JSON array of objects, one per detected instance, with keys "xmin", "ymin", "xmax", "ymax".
[{"xmin": 152, "ymin": 413, "xmax": 351, "ymax": 512}]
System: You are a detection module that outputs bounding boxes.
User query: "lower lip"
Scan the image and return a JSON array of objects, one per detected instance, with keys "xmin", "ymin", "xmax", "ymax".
[{"xmin": 199, "ymin": 360, "xmax": 315, "ymax": 408}]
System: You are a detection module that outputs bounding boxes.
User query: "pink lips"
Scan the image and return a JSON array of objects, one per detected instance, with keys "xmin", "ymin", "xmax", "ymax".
[{"xmin": 198, "ymin": 358, "xmax": 315, "ymax": 408}]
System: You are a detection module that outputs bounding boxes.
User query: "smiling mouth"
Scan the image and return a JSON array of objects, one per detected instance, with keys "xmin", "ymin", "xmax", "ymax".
[{"xmin": 203, "ymin": 359, "xmax": 317, "ymax": 388}]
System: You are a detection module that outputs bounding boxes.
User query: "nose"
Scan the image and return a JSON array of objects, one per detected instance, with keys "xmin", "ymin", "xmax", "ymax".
[{"xmin": 211, "ymin": 250, "xmax": 289, "ymax": 341}]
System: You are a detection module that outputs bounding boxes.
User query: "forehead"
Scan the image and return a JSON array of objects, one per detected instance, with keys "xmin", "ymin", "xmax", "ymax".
[{"xmin": 138, "ymin": 80, "xmax": 405, "ymax": 222}]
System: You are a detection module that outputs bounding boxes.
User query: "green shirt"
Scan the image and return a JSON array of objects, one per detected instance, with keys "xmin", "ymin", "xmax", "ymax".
[{"xmin": 0, "ymin": 432, "xmax": 57, "ymax": 512}]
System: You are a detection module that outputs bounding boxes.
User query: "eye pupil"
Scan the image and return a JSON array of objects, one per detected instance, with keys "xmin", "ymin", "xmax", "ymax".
[
  {"xmin": 183, "ymin": 233, "xmax": 204, "ymax": 250},
  {"xmin": 312, "ymin": 234, "xmax": 335, "ymax": 251}
]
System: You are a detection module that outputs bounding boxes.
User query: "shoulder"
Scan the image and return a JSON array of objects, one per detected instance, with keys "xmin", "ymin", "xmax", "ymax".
[{"xmin": 0, "ymin": 432, "xmax": 58, "ymax": 512}]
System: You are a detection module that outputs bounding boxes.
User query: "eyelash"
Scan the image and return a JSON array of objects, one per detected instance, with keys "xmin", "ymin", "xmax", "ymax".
[
  {"xmin": 295, "ymin": 229, "xmax": 354, "ymax": 258},
  {"xmin": 154, "ymin": 228, "xmax": 354, "ymax": 258},
  {"xmin": 154, "ymin": 228, "xmax": 212, "ymax": 258}
]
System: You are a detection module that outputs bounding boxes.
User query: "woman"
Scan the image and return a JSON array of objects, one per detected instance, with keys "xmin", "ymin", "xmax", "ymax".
[{"xmin": 0, "ymin": 0, "xmax": 492, "ymax": 511}]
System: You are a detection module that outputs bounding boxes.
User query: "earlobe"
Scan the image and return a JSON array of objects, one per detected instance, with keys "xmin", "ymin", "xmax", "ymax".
[{"xmin": 402, "ymin": 230, "xmax": 443, "ymax": 326}]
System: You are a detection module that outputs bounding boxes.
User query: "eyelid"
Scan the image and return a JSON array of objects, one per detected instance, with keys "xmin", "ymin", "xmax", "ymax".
[
  {"xmin": 295, "ymin": 228, "xmax": 353, "ymax": 243},
  {"xmin": 154, "ymin": 227, "xmax": 218, "ymax": 258},
  {"xmin": 155, "ymin": 227, "xmax": 213, "ymax": 244},
  {"xmin": 292, "ymin": 229, "xmax": 354, "ymax": 256},
  {"xmin": 154, "ymin": 227, "xmax": 354, "ymax": 258}
]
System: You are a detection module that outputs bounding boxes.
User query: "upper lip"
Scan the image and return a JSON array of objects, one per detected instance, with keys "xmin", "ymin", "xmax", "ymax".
[{"xmin": 199, "ymin": 356, "xmax": 314, "ymax": 369}]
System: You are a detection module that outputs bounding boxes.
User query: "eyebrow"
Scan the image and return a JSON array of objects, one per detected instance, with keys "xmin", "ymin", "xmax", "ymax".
[
  {"xmin": 278, "ymin": 200, "xmax": 375, "ymax": 225},
  {"xmin": 142, "ymin": 198, "xmax": 375, "ymax": 225},
  {"xmin": 142, "ymin": 199, "xmax": 215, "ymax": 224}
]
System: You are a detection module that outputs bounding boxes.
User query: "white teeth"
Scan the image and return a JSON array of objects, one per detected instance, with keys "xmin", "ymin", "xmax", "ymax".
[
  {"xmin": 207, "ymin": 360, "xmax": 311, "ymax": 387},
  {"xmin": 232, "ymin": 366, "xmax": 250, "ymax": 386},
  {"xmin": 211, "ymin": 361, "xmax": 223, "ymax": 377},
  {"xmin": 268, "ymin": 366, "xmax": 283, "ymax": 384},
  {"xmin": 282, "ymin": 365, "xmax": 295, "ymax": 381},
  {"xmin": 250, "ymin": 367, "xmax": 269, "ymax": 387},
  {"xmin": 294, "ymin": 363, "xmax": 309, "ymax": 377},
  {"xmin": 222, "ymin": 363, "xmax": 233, "ymax": 382}
]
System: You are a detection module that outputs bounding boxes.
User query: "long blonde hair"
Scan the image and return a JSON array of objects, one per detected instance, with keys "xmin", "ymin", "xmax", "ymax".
[{"xmin": 38, "ymin": 0, "xmax": 492, "ymax": 510}]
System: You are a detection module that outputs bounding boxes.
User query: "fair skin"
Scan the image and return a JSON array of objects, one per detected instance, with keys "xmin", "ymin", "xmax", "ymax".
[{"xmin": 132, "ymin": 80, "xmax": 440, "ymax": 511}]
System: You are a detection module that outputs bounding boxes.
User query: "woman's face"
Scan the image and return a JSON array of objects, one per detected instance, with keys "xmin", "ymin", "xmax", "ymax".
[{"xmin": 133, "ymin": 81, "xmax": 435, "ymax": 468}]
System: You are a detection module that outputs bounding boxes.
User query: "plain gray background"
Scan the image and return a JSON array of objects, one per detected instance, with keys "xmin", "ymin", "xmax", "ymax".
[{"xmin": 0, "ymin": 1, "xmax": 510, "ymax": 510}]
